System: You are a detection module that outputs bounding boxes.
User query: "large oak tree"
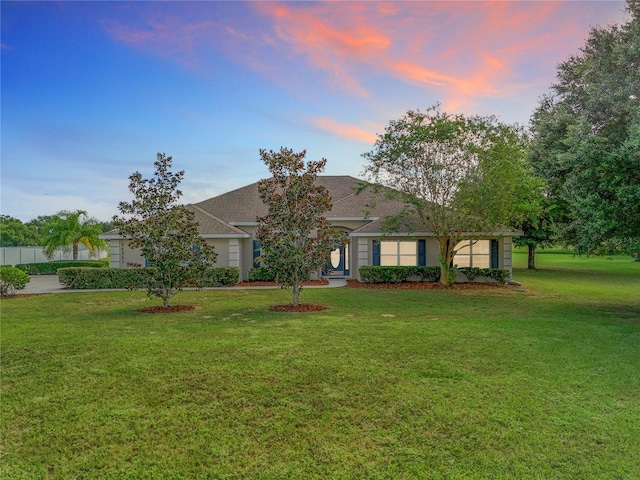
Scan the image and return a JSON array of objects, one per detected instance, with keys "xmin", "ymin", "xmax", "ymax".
[
  {"xmin": 362, "ymin": 105, "xmax": 538, "ymax": 284},
  {"xmin": 529, "ymin": 0, "xmax": 640, "ymax": 259}
]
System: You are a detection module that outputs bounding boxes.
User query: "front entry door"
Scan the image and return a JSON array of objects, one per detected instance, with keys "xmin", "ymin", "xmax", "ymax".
[{"xmin": 326, "ymin": 244, "xmax": 349, "ymax": 277}]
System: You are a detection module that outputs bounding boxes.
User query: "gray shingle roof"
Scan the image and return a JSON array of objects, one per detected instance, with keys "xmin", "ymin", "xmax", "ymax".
[
  {"xmin": 187, "ymin": 204, "xmax": 249, "ymax": 236},
  {"xmin": 102, "ymin": 176, "xmax": 518, "ymax": 238},
  {"xmin": 190, "ymin": 175, "xmax": 407, "ymax": 235}
]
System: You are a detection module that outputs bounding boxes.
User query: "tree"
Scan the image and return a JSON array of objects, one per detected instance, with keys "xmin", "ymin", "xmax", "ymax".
[
  {"xmin": 513, "ymin": 196, "xmax": 560, "ymax": 269},
  {"xmin": 26, "ymin": 215, "xmax": 56, "ymax": 244},
  {"xmin": 256, "ymin": 148, "xmax": 346, "ymax": 307},
  {"xmin": 529, "ymin": 0, "xmax": 640, "ymax": 259},
  {"xmin": 113, "ymin": 153, "xmax": 217, "ymax": 308},
  {"xmin": 99, "ymin": 220, "xmax": 116, "ymax": 233},
  {"xmin": 362, "ymin": 105, "xmax": 537, "ymax": 284},
  {"xmin": 0, "ymin": 215, "xmax": 40, "ymax": 246},
  {"xmin": 42, "ymin": 210, "xmax": 106, "ymax": 260}
]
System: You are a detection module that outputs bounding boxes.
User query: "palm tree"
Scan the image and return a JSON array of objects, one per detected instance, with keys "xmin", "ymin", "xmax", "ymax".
[{"xmin": 42, "ymin": 210, "xmax": 107, "ymax": 260}]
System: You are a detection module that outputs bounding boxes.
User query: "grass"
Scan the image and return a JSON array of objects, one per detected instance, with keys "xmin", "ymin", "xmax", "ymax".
[{"xmin": 1, "ymin": 252, "xmax": 639, "ymax": 479}]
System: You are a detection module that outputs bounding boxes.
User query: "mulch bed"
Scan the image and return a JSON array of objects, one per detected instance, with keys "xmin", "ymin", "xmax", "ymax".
[
  {"xmin": 1, "ymin": 293, "xmax": 48, "ymax": 299},
  {"xmin": 269, "ymin": 303, "xmax": 328, "ymax": 312},
  {"xmin": 237, "ymin": 280, "xmax": 329, "ymax": 287},
  {"xmin": 346, "ymin": 279, "xmax": 510, "ymax": 290}
]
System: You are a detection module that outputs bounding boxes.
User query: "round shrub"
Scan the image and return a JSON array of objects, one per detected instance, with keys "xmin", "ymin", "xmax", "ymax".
[{"xmin": 0, "ymin": 266, "xmax": 30, "ymax": 297}]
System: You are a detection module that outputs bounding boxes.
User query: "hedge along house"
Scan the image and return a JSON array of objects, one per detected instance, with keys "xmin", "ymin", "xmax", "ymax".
[{"xmin": 102, "ymin": 176, "xmax": 517, "ymax": 281}]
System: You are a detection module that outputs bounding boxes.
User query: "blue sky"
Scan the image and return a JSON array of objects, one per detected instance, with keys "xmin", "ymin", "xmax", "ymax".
[{"xmin": 1, "ymin": 1, "xmax": 628, "ymax": 222}]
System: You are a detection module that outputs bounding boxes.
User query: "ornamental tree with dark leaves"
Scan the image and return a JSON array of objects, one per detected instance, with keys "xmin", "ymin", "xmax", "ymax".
[
  {"xmin": 113, "ymin": 153, "xmax": 217, "ymax": 308},
  {"xmin": 256, "ymin": 148, "xmax": 346, "ymax": 306}
]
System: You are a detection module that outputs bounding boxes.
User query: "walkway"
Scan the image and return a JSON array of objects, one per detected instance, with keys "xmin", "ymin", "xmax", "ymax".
[{"xmin": 15, "ymin": 275, "xmax": 347, "ymax": 295}]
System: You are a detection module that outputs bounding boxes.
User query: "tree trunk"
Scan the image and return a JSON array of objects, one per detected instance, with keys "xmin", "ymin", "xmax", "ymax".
[
  {"xmin": 292, "ymin": 283, "xmax": 300, "ymax": 306},
  {"xmin": 528, "ymin": 244, "xmax": 536, "ymax": 270},
  {"xmin": 439, "ymin": 264, "xmax": 450, "ymax": 285},
  {"xmin": 438, "ymin": 239, "xmax": 455, "ymax": 286},
  {"xmin": 73, "ymin": 242, "xmax": 79, "ymax": 261}
]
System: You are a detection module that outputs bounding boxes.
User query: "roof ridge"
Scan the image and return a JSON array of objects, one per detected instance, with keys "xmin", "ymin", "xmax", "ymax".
[
  {"xmin": 188, "ymin": 204, "xmax": 247, "ymax": 235},
  {"xmin": 332, "ymin": 192, "xmax": 356, "ymax": 205}
]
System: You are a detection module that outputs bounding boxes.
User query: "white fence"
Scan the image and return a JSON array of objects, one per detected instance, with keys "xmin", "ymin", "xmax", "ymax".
[{"xmin": 0, "ymin": 246, "xmax": 107, "ymax": 266}]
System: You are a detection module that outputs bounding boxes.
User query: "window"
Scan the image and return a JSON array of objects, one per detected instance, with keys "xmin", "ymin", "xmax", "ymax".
[
  {"xmin": 380, "ymin": 241, "xmax": 417, "ymax": 266},
  {"xmin": 372, "ymin": 240, "xmax": 426, "ymax": 266},
  {"xmin": 454, "ymin": 240, "xmax": 498, "ymax": 268},
  {"xmin": 253, "ymin": 239, "xmax": 260, "ymax": 268}
]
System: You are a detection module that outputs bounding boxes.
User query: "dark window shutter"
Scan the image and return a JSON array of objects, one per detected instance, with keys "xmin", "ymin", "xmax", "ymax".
[
  {"xmin": 418, "ymin": 239, "xmax": 426, "ymax": 266},
  {"xmin": 253, "ymin": 240, "xmax": 260, "ymax": 268},
  {"xmin": 372, "ymin": 240, "xmax": 381, "ymax": 266},
  {"xmin": 490, "ymin": 239, "xmax": 499, "ymax": 268}
]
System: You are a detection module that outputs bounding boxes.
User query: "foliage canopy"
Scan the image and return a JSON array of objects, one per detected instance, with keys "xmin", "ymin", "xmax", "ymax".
[
  {"xmin": 0, "ymin": 215, "xmax": 40, "ymax": 247},
  {"xmin": 529, "ymin": 1, "xmax": 640, "ymax": 258},
  {"xmin": 256, "ymin": 148, "xmax": 345, "ymax": 306},
  {"xmin": 362, "ymin": 105, "xmax": 539, "ymax": 284},
  {"xmin": 42, "ymin": 210, "xmax": 107, "ymax": 261},
  {"xmin": 113, "ymin": 153, "xmax": 217, "ymax": 308}
]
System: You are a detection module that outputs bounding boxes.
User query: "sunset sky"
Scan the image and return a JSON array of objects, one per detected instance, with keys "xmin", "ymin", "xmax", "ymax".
[{"xmin": 1, "ymin": 1, "xmax": 628, "ymax": 222}]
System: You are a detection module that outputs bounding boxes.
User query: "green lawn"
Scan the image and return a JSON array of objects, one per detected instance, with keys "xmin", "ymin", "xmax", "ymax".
[{"xmin": 2, "ymin": 252, "xmax": 639, "ymax": 479}]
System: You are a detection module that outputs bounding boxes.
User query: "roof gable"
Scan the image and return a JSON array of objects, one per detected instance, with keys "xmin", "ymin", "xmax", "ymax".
[{"xmin": 192, "ymin": 175, "xmax": 390, "ymax": 223}]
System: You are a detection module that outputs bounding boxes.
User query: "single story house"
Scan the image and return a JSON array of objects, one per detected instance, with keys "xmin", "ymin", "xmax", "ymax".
[{"xmin": 101, "ymin": 176, "xmax": 517, "ymax": 281}]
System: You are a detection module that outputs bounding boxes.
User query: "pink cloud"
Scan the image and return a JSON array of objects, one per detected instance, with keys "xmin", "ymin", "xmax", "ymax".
[
  {"xmin": 102, "ymin": 1, "xmax": 627, "ymax": 118},
  {"xmin": 259, "ymin": 3, "xmax": 392, "ymax": 97},
  {"xmin": 310, "ymin": 117, "xmax": 378, "ymax": 144},
  {"xmin": 251, "ymin": 1, "xmax": 560, "ymax": 110},
  {"xmin": 255, "ymin": 1, "xmax": 623, "ymax": 114},
  {"xmin": 104, "ymin": 16, "xmax": 221, "ymax": 72}
]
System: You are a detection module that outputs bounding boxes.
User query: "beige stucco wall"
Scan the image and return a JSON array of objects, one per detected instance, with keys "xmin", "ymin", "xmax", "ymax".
[
  {"xmin": 116, "ymin": 240, "xmax": 146, "ymax": 268},
  {"xmin": 204, "ymin": 239, "xmax": 231, "ymax": 267},
  {"xmin": 111, "ymin": 238, "xmax": 238, "ymax": 269},
  {"xmin": 238, "ymin": 226, "xmax": 258, "ymax": 281}
]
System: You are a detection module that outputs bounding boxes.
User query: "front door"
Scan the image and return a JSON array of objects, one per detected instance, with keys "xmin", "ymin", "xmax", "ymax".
[{"xmin": 326, "ymin": 244, "xmax": 349, "ymax": 277}]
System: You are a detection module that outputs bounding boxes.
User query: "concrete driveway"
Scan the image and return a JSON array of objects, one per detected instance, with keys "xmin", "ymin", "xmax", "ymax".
[{"xmin": 17, "ymin": 275, "xmax": 68, "ymax": 294}]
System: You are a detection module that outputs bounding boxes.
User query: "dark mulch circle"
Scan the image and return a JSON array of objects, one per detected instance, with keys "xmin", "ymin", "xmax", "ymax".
[
  {"xmin": 1, "ymin": 293, "xmax": 49, "ymax": 299},
  {"xmin": 269, "ymin": 303, "xmax": 328, "ymax": 312},
  {"xmin": 237, "ymin": 280, "xmax": 328, "ymax": 287},
  {"xmin": 136, "ymin": 305, "xmax": 197, "ymax": 314},
  {"xmin": 346, "ymin": 279, "xmax": 510, "ymax": 290}
]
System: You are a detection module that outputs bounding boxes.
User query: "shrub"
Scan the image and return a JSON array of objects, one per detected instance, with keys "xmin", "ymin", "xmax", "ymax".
[
  {"xmin": 459, "ymin": 267, "xmax": 511, "ymax": 284},
  {"xmin": 0, "ymin": 266, "xmax": 30, "ymax": 296},
  {"xmin": 359, "ymin": 266, "xmax": 440, "ymax": 284},
  {"xmin": 57, "ymin": 267, "xmax": 240, "ymax": 290},
  {"xmin": 15, "ymin": 260, "xmax": 108, "ymax": 275},
  {"xmin": 359, "ymin": 266, "xmax": 510, "ymax": 284},
  {"xmin": 193, "ymin": 267, "xmax": 240, "ymax": 287},
  {"xmin": 247, "ymin": 267, "xmax": 278, "ymax": 282},
  {"xmin": 57, "ymin": 267, "xmax": 150, "ymax": 289}
]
